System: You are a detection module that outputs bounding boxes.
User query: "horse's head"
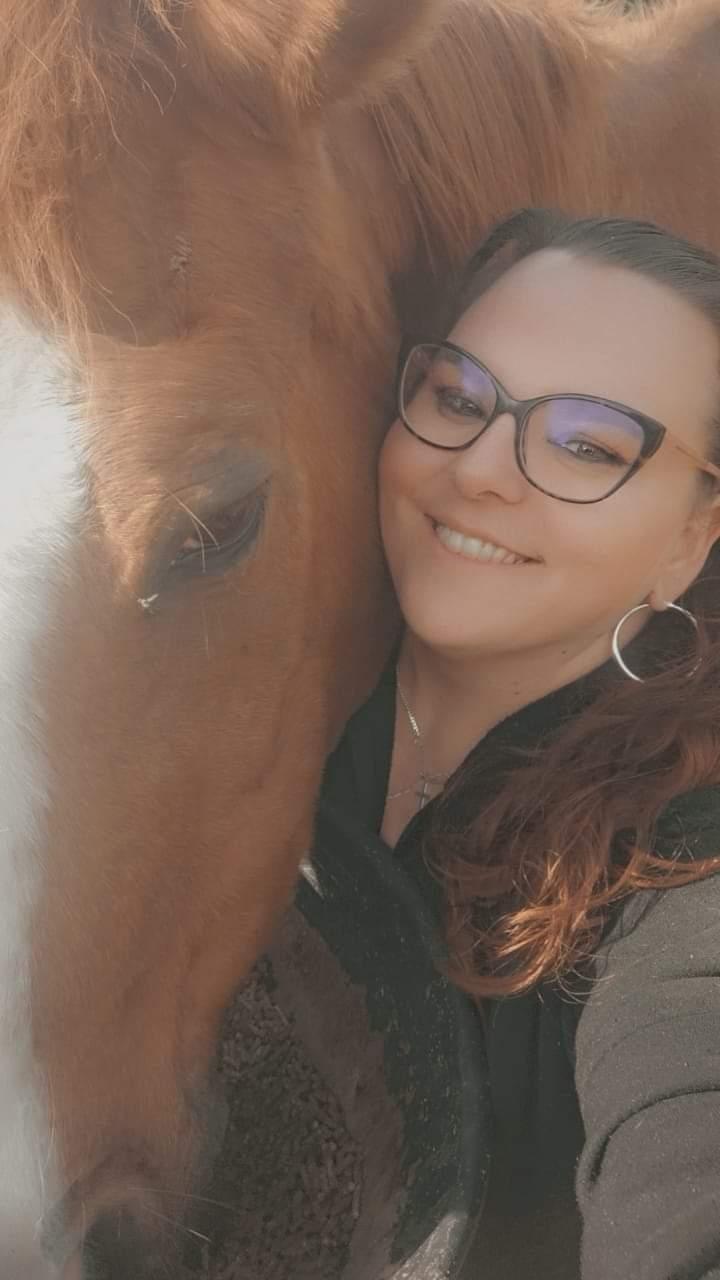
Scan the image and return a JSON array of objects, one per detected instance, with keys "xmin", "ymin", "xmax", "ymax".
[{"xmin": 0, "ymin": 1, "xmax": 450, "ymax": 1272}]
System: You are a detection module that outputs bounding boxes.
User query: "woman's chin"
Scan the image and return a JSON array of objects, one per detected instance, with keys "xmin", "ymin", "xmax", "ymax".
[
  {"xmin": 396, "ymin": 585, "xmax": 536, "ymax": 656},
  {"xmin": 398, "ymin": 612, "xmax": 524, "ymax": 658}
]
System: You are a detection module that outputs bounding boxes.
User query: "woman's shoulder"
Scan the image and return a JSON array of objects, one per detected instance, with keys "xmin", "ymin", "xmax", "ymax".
[
  {"xmin": 593, "ymin": 783, "xmax": 720, "ymax": 958},
  {"xmin": 572, "ymin": 790, "xmax": 720, "ymax": 1280},
  {"xmin": 559, "ymin": 786, "xmax": 720, "ymax": 1058},
  {"xmin": 569, "ymin": 786, "xmax": 720, "ymax": 1160}
]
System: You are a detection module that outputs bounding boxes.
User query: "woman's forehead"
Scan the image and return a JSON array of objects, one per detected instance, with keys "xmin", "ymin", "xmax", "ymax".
[{"xmin": 449, "ymin": 250, "xmax": 719, "ymax": 448}]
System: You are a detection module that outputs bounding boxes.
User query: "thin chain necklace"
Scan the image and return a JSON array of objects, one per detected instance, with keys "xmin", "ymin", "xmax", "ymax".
[{"xmin": 387, "ymin": 672, "xmax": 448, "ymax": 810}]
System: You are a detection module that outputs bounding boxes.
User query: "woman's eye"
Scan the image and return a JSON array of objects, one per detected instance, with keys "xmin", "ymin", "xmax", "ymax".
[
  {"xmin": 561, "ymin": 438, "xmax": 624, "ymax": 466},
  {"xmin": 170, "ymin": 491, "xmax": 265, "ymax": 572},
  {"xmin": 436, "ymin": 387, "xmax": 486, "ymax": 419}
]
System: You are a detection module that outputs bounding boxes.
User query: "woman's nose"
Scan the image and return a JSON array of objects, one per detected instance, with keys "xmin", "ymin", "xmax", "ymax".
[{"xmin": 449, "ymin": 412, "xmax": 526, "ymax": 501}]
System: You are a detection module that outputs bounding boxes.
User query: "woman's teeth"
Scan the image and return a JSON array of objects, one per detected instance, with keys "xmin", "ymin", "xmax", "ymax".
[{"xmin": 433, "ymin": 521, "xmax": 530, "ymax": 565}]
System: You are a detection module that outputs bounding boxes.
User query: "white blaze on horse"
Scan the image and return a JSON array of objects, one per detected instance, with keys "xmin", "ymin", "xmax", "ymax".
[{"xmin": 1, "ymin": 0, "xmax": 719, "ymax": 1274}]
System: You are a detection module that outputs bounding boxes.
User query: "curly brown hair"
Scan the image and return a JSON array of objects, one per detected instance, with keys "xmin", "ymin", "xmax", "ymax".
[{"xmin": 425, "ymin": 208, "xmax": 720, "ymax": 999}]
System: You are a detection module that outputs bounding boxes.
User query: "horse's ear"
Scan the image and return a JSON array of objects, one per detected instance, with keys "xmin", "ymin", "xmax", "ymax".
[{"xmin": 176, "ymin": 0, "xmax": 450, "ymax": 118}]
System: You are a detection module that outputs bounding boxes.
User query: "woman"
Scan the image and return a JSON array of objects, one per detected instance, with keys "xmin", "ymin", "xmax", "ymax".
[{"xmin": 322, "ymin": 210, "xmax": 720, "ymax": 1279}]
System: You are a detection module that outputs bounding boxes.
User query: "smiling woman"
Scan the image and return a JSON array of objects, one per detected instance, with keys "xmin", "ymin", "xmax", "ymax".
[
  {"xmin": 322, "ymin": 209, "xmax": 720, "ymax": 1278},
  {"xmin": 381, "ymin": 231, "xmax": 720, "ymax": 665}
]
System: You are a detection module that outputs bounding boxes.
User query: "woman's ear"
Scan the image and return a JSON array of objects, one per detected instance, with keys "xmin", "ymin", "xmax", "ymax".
[{"xmin": 648, "ymin": 491, "xmax": 720, "ymax": 607}]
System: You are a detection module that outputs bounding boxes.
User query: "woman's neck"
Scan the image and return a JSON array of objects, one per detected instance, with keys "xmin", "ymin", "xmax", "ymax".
[{"xmin": 396, "ymin": 630, "xmax": 616, "ymax": 777}]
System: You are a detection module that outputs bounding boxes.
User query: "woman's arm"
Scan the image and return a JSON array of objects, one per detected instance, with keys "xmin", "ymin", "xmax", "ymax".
[{"xmin": 575, "ymin": 813, "xmax": 720, "ymax": 1280}]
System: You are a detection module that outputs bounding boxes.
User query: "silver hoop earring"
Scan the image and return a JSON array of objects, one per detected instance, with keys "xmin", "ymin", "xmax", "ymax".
[{"xmin": 611, "ymin": 601, "xmax": 699, "ymax": 683}]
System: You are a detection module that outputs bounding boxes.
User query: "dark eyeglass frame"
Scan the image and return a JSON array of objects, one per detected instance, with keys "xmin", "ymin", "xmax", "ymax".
[{"xmin": 398, "ymin": 341, "xmax": 720, "ymax": 505}]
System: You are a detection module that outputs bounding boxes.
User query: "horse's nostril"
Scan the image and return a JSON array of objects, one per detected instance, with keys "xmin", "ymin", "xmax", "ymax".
[
  {"xmin": 42, "ymin": 1160, "xmax": 183, "ymax": 1280},
  {"xmin": 80, "ymin": 1204, "xmax": 174, "ymax": 1280},
  {"xmin": 82, "ymin": 1212, "xmax": 142, "ymax": 1280}
]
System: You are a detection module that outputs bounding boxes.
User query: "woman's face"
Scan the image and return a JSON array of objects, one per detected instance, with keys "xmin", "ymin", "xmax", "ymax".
[{"xmin": 379, "ymin": 250, "xmax": 720, "ymax": 662}]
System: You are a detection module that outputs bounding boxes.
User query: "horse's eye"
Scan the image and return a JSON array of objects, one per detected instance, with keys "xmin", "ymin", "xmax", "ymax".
[{"xmin": 169, "ymin": 489, "xmax": 266, "ymax": 574}]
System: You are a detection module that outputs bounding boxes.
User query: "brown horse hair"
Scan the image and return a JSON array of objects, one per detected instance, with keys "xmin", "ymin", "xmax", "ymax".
[
  {"xmin": 0, "ymin": 0, "xmax": 181, "ymax": 334},
  {"xmin": 424, "ymin": 208, "xmax": 720, "ymax": 1000},
  {"xmin": 8, "ymin": 0, "xmax": 720, "ymax": 344},
  {"xmin": 371, "ymin": 0, "xmax": 616, "ymax": 279},
  {"xmin": 0, "ymin": 0, "xmax": 627, "ymax": 339},
  {"xmin": 6, "ymin": 0, "xmax": 720, "ymax": 342}
]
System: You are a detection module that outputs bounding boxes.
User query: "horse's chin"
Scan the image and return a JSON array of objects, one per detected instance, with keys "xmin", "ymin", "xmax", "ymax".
[
  {"xmin": 42, "ymin": 1067, "xmax": 228, "ymax": 1280},
  {"xmin": 44, "ymin": 1171, "xmax": 188, "ymax": 1280},
  {"xmin": 79, "ymin": 1209, "xmax": 181, "ymax": 1280}
]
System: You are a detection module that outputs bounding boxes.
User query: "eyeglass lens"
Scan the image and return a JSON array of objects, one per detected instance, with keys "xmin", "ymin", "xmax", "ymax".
[{"xmin": 400, "ymin": 344, "xmax": 646, "ymax": 501}]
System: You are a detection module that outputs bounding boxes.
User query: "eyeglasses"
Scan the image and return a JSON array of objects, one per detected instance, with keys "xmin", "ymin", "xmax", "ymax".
[{"xmin": 398, "ymin": 342, "xmax": 720, "ymax": 504}]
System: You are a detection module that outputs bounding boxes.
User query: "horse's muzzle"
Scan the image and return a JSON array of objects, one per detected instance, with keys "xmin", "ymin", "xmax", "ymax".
[
  {"xmin": 39, "ymin": 1171, "xmax": 178, "ymax": 1280},
  {"xmin": 79, "ymin": 1205, "xmax": 179, "ymax": 1280}
]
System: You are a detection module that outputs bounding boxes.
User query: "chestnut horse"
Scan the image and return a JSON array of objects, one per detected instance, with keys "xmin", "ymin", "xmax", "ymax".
[{"xmin": 1, "ymin": 0, "xmax": 719, "ymax": 1274}]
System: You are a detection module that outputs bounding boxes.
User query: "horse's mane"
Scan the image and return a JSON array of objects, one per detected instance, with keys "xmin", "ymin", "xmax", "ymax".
[
  {"xmin": 363, "ymin": 0, "xmax": 720, "ymax": 314},
  {"xmin": 0, "ymin": 2, "xmax": 175, "ymax": 330},
  {"xmin": 4, "ymin": 0, "xmax": 720, "ymax": 334},
  {"xmin": 371, "ymin": 0, "xmax": 619, "ymax": 274}
]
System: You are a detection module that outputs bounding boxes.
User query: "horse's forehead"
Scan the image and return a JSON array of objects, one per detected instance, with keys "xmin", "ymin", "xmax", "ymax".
[
  {"xmin": 85, "ymin": 328, "xmax": 286, "ymax": 490},
  {"xmin": 77, "ymin": 108, "xmax": 327, "ymax": 343}
]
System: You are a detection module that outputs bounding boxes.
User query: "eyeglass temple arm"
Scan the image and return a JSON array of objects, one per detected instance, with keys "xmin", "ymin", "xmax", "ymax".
[{"xmin": 673, "ymin": 441, "xmax": 720, "ymax": 484}]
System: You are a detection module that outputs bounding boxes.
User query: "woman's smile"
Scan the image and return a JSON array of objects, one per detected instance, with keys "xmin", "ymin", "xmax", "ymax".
[{"xmin": 429, "ymin": 516, "xmax": 536, "ymax": 565}]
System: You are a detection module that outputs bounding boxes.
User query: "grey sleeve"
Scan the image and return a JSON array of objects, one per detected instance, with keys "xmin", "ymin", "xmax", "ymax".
[{"xmin": 574, "ymin": 863, "xmax": 720, "ymax": 1280}]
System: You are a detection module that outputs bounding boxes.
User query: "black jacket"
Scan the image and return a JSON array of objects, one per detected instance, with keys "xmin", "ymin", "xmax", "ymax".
[{"xmin": 320, "ymin": 661, "xmax": 720, "ymax": 1280}]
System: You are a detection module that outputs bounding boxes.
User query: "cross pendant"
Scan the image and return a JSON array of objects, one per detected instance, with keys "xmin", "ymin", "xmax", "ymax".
[
  {"xmin": 415, "ymin": 773, "xmax": 444, "ymax": 809},
  {"xmin": 415, "ymin": 776, "xmax": 432, "ymax": 808}
]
